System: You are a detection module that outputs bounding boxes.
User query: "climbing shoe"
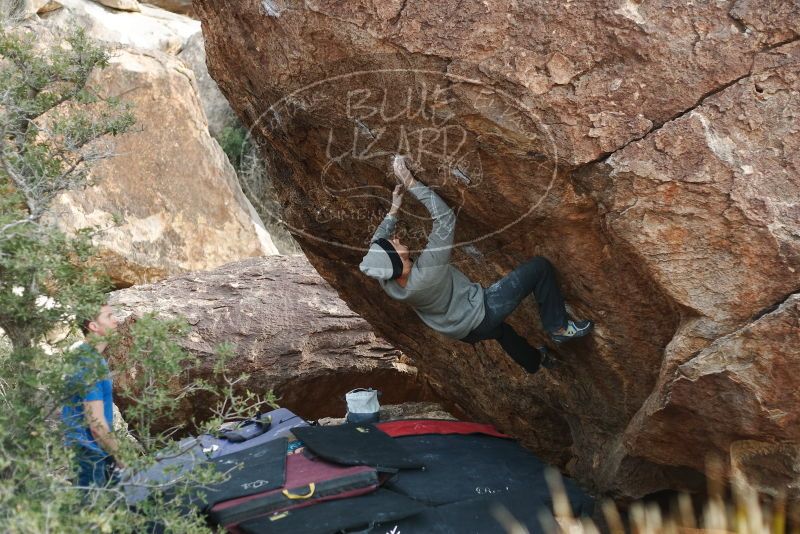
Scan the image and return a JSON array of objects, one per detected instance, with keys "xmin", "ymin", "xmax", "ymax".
[{"xmin": 549, "ymin": 319, "xmax": 594, "ymax": 344}]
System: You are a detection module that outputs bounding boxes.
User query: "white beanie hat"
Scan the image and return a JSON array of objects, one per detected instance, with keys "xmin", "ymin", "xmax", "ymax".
[{"xmin": 359, "ymin": 239, "xmax": 402, "ymax": 280}]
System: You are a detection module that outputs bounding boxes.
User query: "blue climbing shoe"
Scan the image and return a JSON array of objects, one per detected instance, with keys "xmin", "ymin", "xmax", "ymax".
[{"xmin": 550, "ymin": 319, "xmax": 594, "ymax": 344}]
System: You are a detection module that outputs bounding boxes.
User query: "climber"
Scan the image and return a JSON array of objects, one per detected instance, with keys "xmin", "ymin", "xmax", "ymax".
[{"xmin": 359, "ymin": 155, "xmax": 593, "ymax": 374}]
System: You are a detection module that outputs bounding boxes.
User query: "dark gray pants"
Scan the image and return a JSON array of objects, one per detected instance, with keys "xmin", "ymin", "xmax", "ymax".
[{"xmin": 460, "ymin": 256, "xmax": 568, "ymax": 372}]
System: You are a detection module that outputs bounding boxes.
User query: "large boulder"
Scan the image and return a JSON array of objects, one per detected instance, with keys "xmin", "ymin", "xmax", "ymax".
[
  {"xmin": 49, "ymin": 47, "xmax": 278, "ymax": 286},
  {"xmin": 579, "ymin": 44, "xmax": 800, "ymax": 480},
  {"xmin": 195, "ymin": 0, "xmax": 800, "ymax": 498},
  {"xmin": 109, "ymin": 256, "xmax": 437, "ymax": 426},
  {"xmin": 39, "ymin": 0, "xmax": 198, "ymax": 54}
]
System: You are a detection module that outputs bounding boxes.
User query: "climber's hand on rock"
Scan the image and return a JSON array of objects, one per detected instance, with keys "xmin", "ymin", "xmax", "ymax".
[
  {"xmin": 392, "ymin": 155, "xmax": 417, "ymax": 189},
  {"xmin": 389, "ymin": 184, "xmax": 404, "ymax": 215}
]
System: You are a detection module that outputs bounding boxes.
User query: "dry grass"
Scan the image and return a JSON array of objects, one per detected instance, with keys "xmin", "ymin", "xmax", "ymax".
[
  {"xmin": 488, "ymin": 455, "xmax": 797, "ymax": 534},
  {"xmin": 537, "ymin": 463, "xmax": 797, "ymax": 534}
]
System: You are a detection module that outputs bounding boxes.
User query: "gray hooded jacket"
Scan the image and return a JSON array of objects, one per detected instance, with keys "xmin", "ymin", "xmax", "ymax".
[{"xmin": 367, "ymin": 183, "xmax": 485, "ymax": 340}]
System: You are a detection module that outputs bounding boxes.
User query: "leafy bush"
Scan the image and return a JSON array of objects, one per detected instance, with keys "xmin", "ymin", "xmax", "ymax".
[
  {"xmin": 217, "ymin": 125, "xmax": 248, "ymax": 171},
  {"xmin": 0, "ymin": 26, "xmax": 273, "ymax": 533}
]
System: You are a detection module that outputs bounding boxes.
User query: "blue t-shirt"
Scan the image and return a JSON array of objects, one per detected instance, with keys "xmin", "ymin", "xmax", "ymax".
[{"xmin": 61, "ymin": 343, "xmax": 114, "ymax": 453}]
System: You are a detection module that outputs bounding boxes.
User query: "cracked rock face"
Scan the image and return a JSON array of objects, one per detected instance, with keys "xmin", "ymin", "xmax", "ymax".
[
  {"xmin": 195, "ymin": 0, "xmax": 800, "ymax": 497},
  {"xmin": 626, "ymin": 295, "xmax": 800, "ymax": 474},
  {"xmin": 109, "ymin": 256, "xmax": 436, "ymax": 429},
  {"xmin": 581, "ymin": 44, "xmax": 800, "ymax": 483}
]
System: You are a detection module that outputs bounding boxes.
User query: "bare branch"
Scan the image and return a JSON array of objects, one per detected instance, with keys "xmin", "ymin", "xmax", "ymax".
[
  {"xmin": 0, "ymin": 154, "xmax": 38, "ymax": 216},
  {"xmin": 0, "ymin": 216, "xmax": 34, "ymax": 238}
]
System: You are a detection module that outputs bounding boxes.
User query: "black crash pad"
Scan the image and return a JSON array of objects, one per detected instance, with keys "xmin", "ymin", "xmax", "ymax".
[
  {"xmin": 370, "ymin": 488, "xmax": 561, "ymax": 534},
  {"xmin": 238, "ymin": 489, "xmax": 427, "ymax": 534},
  {"xmin": 383, "ymin": 433, "xmax": 592, "ymax": 515},
  {"xmin": 170, "ymin": 437, "xmax": 288, "ymax": 510},
  {"xmin": 292, "ymin": 424, "xmax": 424, "ymax": 470}
]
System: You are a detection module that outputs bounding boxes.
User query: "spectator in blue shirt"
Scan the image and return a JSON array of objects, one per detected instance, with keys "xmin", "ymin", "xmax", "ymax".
[{"xmin": 61, "ymin": 304, "xmax": 124, "ymax": 487}]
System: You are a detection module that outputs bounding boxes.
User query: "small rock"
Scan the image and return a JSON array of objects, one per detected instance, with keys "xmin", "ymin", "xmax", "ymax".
[
  {"xmin": 92, "ymin": 0, "xmax": 140, "ymax": 12},
  {"xmin": 141, "ymin": 0, "xmax": 193, "ymax": 16},
  {"xmin": 38, "ymin": 1, "xmax": 63, "ymax": 14},
  {"xmin": 546, "ymin": 52, "xmax": 579, "ymax": 85}
]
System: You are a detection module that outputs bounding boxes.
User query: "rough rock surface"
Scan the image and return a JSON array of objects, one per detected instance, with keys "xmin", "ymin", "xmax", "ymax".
[
  {"xmin": 178, "ymin": 31, "xmax": 238, "ymax": 138},
  {"xmin": 39, "ymin": 0, "xmax": 198, "ymax": 54},
  {"xmin": 196, "ymin": 0, "xmax": 800, "ymax": 498},
  {"xmin": 49, "ymin": 47, "xmax": 277, "ymax": 286},
  {"xmin": 580, "ymin": 45, "xmax": 800, "ymax": 482},
  {"xmin": 36, "ymin": 0, "xmax": 61, "ymax": 13},
  {"xmin": 625, "ymin": 295, "xmax": 800, "ymax": 472},
  {"xmin": 731, "ymin": 440, "xmax": 800, "ymax": 501},
  {"xmin": 108, "ymin": 256, "xmax": 437, "ymax": 427}
]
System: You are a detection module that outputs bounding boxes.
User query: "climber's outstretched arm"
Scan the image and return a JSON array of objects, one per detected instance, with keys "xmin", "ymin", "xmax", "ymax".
[
  {"xmin": 369, "ymin": 184, "xmax": 404, "ymax": 243},
  {"xmin": 393, "ymin": 156, "xmax": 456, "ymax": 270}
]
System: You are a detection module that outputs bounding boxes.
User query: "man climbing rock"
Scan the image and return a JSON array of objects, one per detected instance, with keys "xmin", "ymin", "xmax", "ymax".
[
  {"xmin": 359, "ymin": 155, "xmax": 593, "ymax": 373},
  {"xmin": 62, "ymin": 304, "xmax": 125, "ymax": 487}
]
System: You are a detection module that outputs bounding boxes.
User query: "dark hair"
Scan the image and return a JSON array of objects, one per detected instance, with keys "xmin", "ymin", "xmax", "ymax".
[
  {"xmin": 79, "ymin": 300, "xmax": 108, "ymax": 336},
  {"xmin": 80, "ymin": 318, "xmax": 93, "ymax": 336}
]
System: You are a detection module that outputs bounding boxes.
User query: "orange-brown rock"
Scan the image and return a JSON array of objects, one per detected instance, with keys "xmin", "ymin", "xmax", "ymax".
[
  {"xmin": 48, "ymin": 47, "xmax": 278, "ymax": 286},
  {"xmin": 195, "ymin": 0, "xmax": 800, "ymax": 498},
  {"xmin": 108, "ymin": 256, "xmax": 437, "ymax": 427},
  {"xmin": 580, "ymin": 44, "xmax": 800, "ymax": 487}
]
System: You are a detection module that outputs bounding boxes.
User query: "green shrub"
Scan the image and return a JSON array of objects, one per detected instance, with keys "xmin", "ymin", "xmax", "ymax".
[
  {"xmin": 0, "ymin": 26, "xmax": 274, "ymax": 533},
  {"xmin": 217, "ymin": 125, "xmax": 248, "ymax": 171}
]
